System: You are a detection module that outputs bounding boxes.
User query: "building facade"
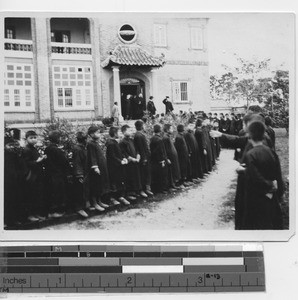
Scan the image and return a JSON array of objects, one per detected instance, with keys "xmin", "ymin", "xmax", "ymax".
[{"xmin": 3, "ymin": 14, "xmax": 210, "ymax": 125}]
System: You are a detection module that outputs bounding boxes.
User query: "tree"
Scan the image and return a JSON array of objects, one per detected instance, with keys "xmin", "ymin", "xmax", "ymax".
[
  {"xmin": 222, "ymin": 54, "xmax": 271, "ymax": 108},
  {"xmin": 262, "ymin": 70, "xmax": 289, "ymax": 129}
]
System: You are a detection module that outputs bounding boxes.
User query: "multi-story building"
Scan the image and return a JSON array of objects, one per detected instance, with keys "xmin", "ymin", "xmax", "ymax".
[{"xmin": 3, "ymin": 13, "xmax": 210, "ymax": 125}]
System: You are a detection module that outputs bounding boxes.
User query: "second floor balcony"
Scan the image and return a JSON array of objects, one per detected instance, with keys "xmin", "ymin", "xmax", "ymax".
[
  {"xmin": 4, "ymin": 39, "xmax": 33, "ymax": 58},
  {"xmin": 51, "ymin": 42, "xmax": 92, "ymax": 60}
]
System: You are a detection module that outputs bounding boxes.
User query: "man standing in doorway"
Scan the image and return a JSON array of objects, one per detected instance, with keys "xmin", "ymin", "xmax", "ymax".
[{"xmin": 163, "ymin": 96, "xmax": 174, "ymax": 115}]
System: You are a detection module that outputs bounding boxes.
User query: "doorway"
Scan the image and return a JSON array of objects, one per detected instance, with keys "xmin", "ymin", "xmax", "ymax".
[{"xmin": 120, "ymin": 78, "xmax": 146, "ymax": 120}]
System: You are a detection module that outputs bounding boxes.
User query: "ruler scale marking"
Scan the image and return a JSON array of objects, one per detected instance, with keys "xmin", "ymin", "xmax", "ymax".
[{"xmin": 0, "ymin": 245, "xmax": 265, "ymax": 293}]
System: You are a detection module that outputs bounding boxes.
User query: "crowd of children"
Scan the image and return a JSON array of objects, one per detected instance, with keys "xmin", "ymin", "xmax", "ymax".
[
  {"xmin": 4, "ymin": 110, "xmax": 284, "ymax": 230},
  {"xmin": 4, "ymin": 112, "xmax": 221, "ymax": 227}
]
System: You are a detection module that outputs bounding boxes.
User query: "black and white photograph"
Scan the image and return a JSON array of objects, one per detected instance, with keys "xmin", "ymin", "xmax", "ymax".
[{"xmin": 1, "ymin": 12, "xmax": 295, "ymax": 240}]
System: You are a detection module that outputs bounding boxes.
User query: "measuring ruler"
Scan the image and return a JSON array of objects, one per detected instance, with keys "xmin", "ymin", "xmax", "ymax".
[{"xmin": 0, "ymin": 244, "xmax": 265, "ymax": 293}]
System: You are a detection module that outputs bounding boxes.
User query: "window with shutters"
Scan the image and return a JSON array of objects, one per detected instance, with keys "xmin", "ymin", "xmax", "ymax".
[
  {"xmin": 190, "ymin": 27, "xmax": 204, "ymax": 50},
  {"xmin": 53, "ymin": 65, "xmax": 94, "ymax": 110},
  {"xmin": 154, "ymin": 24, "xmax": 167, "ymax": 47},
  {"xmin": 172, "ymin": 81, "xmax": 189, "ymax": 103},
  {"xmin": 3, "ymin": 63, "xmax": 35, "ymax": 111}
]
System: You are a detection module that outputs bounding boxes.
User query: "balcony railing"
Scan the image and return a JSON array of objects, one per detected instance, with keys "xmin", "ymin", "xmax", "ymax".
[
  {"xmin": 51, "ymin": 42, "xmax": 92, "ymax": 55},
  {"xmin": 4, "ymin": 39, "xmax": 33, "ymax": 52}
]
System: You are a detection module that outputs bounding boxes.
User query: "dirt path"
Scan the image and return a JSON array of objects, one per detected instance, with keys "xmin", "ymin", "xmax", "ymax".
[{"xmin": 47, "ymin": 149, "xmax": 238, "ymax": 230}]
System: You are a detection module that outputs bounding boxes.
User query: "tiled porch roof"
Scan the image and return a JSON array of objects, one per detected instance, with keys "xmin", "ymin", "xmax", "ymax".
[{"xmin": 101, "ymin": 44, "xmax": 166, "ymax": 68}]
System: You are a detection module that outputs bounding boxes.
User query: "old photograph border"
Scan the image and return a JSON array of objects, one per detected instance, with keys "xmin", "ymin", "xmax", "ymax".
[{"xmin": 0, "ymin": 10, "xmax": 295, "ymax": 242}]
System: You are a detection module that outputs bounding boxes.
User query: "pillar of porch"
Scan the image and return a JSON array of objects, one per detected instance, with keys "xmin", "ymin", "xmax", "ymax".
[{"xmin": 112, "ymin": 66, "xmax": 123, "ymax": 121}]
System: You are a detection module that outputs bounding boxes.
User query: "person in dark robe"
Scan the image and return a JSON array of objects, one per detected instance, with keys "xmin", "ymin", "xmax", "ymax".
[
  {"xmin": 121, "ymin": 93, "xmax": 126, "ymax": 119},
  {"xmin": 120, "ymin": 125, "xmax": 147, "ymax": 200},
  {"xmin": 195, "ymin": 118, "xmax": 208, "ymax": 175},
  {"xmin": 210, "ymin": 112, "xmax": 277, "ymax": 229},
  {"xmin": 224, "ymin": 113, "xmax": 231, "ymax": 134},
  {"xmin": 150, "ymin": 124, "xmax": 169, "ymax": 193},
  {"xmin": 125, "ymin": 95, "xmax": 132, "ymax": 120},
  {"xmin": 229, "ymin": 113, "xmax": 237, "ymax": 135},
  {"xmin": 86, "ymin": 126, "xmax": 110, "ymax": 212},
  {"xmin": 213, "ymin": 113, "xmax": 220, "ymax": 124},
  {"xmin": 162, "ymin": 96, "xmax": 174, "ymax": 115},
  {"xmin": 174, "ymin": 124, "xmax": 193, "ymax": 186},
  {"xmin": 135, "ymin": 93, "xmax": 145, "ymax": 119},
  {"xmin": 162, "ymin": 123, "xmax": 182, "ymax": 189},
  {"xmin": 184, "ymin": 123, "xmax": 204, "ymax": 180},
  {"xmin": 236, "ymin": 113, "xmax": 243, "ymax": 133},
  {"xmin": 4, "ymin": 136, "xmax": 28, "ymax": 226},
  {"xmin": 242, "ymin": 121, "xmax": 284, "ymax": 229},
  {"xmin": 44, "ymin": 130, "xmax": 72, "ymax": 218},
  {"xmin": 23, "ymin": 130, "xmax": 47, "ymax": 222},
  {"xmin": 134, "ymin": 120, "xmax": 153, "ymax": 196},
  {"xmin": 212, "ymin": 120, "xmax": 221, "ymax": 159},
  {"xmin": 202, "ymin": 119, "xmax": 213, "ymax": 172},
  {"xmin": 218, "ymin": 113, "xmax": 226, "ymax": 133},
  {"xmin": 207, "ymin": 112, "xmax": 213, "ymax": 122},
  {"xmin": 233, "ymin": 128, "xmax": 246, "ymax": 162},
  {"xmin": 72, "ymin": 132, "xmax": 89, "ymax": 218},
  {"xmin": 106, "ymin": 127, "xmax": 130, "ymax": 206},
  {"xmin": 147, "ymin": 96, "xmax": 156, "ymax": 117},
  {"xmin": 265, "ymin": 116, "xmax": 276, "ymax": 151}
]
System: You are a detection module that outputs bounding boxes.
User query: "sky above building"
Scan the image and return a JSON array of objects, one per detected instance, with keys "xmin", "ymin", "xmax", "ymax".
[{"xmin": 207, "ymin": 13, "xmax": 295, "ymax": 76}]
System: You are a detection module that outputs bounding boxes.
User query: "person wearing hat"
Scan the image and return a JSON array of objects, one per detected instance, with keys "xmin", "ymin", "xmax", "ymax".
[
  {"xmin": 86, "ymin": 126, "xmax": 110, "ymax": 212},
  {"xmin": 147, "ymin": 96, "xmax": 156, "ymax": 117},
  {"xmin": 23, "ymin": 130, "xmax": 47, "ymax": 222},
  {"xmin": 44, "ymin": 130, "xmax": 71, "ymax": 219},
  {"xmin": 162, "ymin": 96, "xmax": 174, "ymax": 115}
]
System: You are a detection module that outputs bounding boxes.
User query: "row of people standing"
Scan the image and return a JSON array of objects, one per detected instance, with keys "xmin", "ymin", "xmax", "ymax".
[{"xmin": 4, "ymin": 115, "xmax": 220, "ymax": 227}]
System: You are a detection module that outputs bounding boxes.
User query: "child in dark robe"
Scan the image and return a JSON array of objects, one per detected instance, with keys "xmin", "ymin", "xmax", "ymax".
[
  {"xmin": 119, "ymin": 125, "xmax": 146, "ymax": 200},
  {"xmin": 242, "ymin": 121, "xmax": 284, "ymax": 229},
  {"xmin": 23, "ymin": 130, "xmax": 47, "ymax": 222},
  {"xmin": 86, "ymin": 126, "xmax": 110, "ymax": 212},
  {"xmin": 174, "ymin": 124, "xmax": 193, "ymax": 187},
  {"xmin": 44, "ymin": 130, "xmax": 71, "ymax": 218},
  {"xmin": 150, "ymin": 124, "xmax": 169, "ymax": 193},
  {"xmin": 134, "ymin": 120, "xmax": 153, "ymax": 196},
  {"xmin": 195, "ymin": 118, "xmax": 208, "ymax": 176},
  {"xmin": 72, "ymin": 132, "xmax": 89, "ymax": 218},
  {"xmin": 162, "ymin": 123, "xmax": 182, "ymax": 189},
  {"xmin": 106, "ymin": 127, "xmax": 130, "ymax": 205},
  {"xmin": 184, "ymin": 123, "xmax": 204, "ymax": 180}
]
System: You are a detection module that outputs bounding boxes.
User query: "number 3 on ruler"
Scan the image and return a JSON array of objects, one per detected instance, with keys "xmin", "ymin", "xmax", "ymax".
[{"xmin": 197, "ymin": 276, "xmax": 203, "ymax": 284}]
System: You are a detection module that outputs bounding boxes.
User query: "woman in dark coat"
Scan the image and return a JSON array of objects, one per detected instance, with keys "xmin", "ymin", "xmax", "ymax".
[
  {"xmin": 174, "ymin": 124, "xmax": 190, "ymax": 183},
  {"xmin": 150, "ymin": 124, "xmax": 169, "ymax": 193}
]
